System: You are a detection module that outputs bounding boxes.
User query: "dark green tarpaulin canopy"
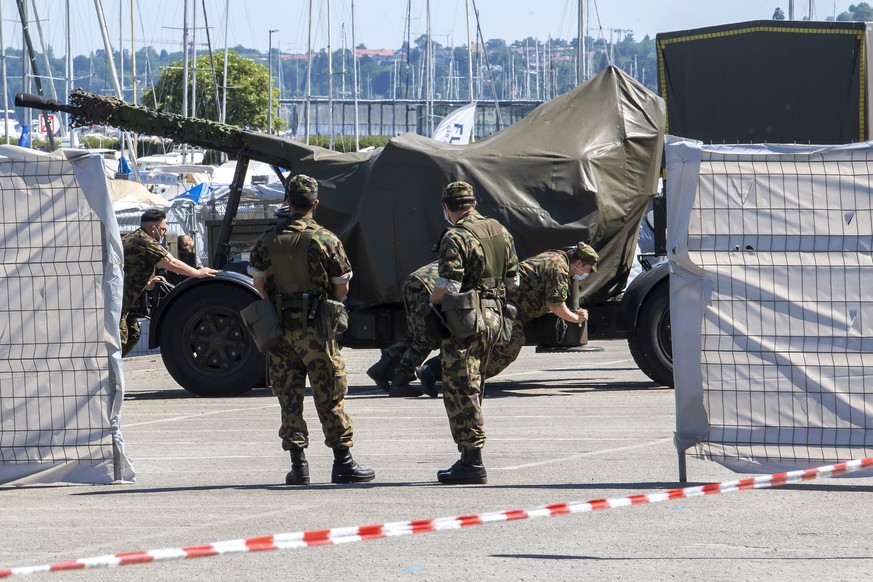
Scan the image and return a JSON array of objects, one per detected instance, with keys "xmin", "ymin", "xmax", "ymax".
[{"xmin": 244, "ymin": 65, "xmax": 665, "ymax": 310}]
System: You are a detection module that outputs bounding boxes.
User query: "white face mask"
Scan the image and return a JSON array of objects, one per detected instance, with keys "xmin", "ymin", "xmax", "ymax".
[
  {"xmin": 573, "ymin": 272, "xmax": 589, "ymax": 281},
  {"xmin": 443, "ymin": 208, "xmax": 454, "ymax": 226}
]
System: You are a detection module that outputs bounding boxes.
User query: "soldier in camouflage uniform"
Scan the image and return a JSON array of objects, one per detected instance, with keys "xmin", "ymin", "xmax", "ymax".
[
  {"xmin": 430, "ymin": 181, "xmax": 518, "ymax": 485},
  {"xmin": 366, "ymin": 261, "xmax": 440, "ymax": 397},
  {"xmin": 486, "ymin": 242, "xmax": 599, "ymax": 376},
  {"xmin": 120, "ymin": 208, "xmax": 217, "ymax": 356},
  {"xmin": 248, "ymin": 174, "xmax": 375, "ymax": 486},
  {"xmin": 416, "ymin": 242, "xmax": 600, "ymax": 393}
]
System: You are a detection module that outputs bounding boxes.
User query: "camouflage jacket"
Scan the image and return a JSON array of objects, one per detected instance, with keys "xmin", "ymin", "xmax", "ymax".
[
  {"xmin": 122, "ymin": 228, "xmax": 172, "ymax": 312},
  {"xmin": 248, "ymin": 214, "xmax": 352, "ymax": 298},
  {"xmin": 509, "ymin": 250, "xmax": 571, "ymax": 322},
  {"xmin": 436, "ymin": 210, "xmax": 518, "ymax": 294},
  {"xmin": 409, "ymin": 261, "xmax": 439, "ymax": 294}
]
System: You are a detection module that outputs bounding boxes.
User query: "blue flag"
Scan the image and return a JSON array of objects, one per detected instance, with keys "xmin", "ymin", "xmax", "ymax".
[{"xmin": 18, "ymin": 125, "xmax": 29, "ymax": 148}]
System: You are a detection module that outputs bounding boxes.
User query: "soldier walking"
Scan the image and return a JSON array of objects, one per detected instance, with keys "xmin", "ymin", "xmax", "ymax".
[
  {"xmin": 430, "ymin": 181, "xmax": 518, "ymax": 485},
  {"xmin": 248, "ymin": 175, "xmax": 375, "ymax": 486}
]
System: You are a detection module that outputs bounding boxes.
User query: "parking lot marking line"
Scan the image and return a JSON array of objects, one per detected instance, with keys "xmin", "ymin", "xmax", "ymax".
[
  {"xmin": 123, "ymin": 405, "xmax": 275, "ymax": 427},
  {"xmin": 497, "ymin": 438, "xmax": 672, "ymax": 470},
  {"xmin": 2, "ymin": 457, "xmax": 870, "ymax": 578}
]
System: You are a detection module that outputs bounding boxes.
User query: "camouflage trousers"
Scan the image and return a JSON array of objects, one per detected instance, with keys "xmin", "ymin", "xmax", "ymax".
[
  {"xmin": 268, "ymin": 320, "xmax": 354, "ymax": 451},
  {"xmin": 485, "ymin": 318, "xmax": 525, "ymax": 379},
  {"xmin": 440, "ymin": 304, "xmax": 501, "ymax": 450},
  {"xmin": 384, "ymin": 274, "xmax": 439, "ymax": 376},
  {"xmin": 119, "ymin": 311, "xmax": 141, "ymax": 357}
]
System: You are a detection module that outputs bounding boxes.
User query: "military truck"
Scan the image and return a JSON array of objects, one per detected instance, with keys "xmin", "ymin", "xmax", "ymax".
[
  {"xmin": 20, "ymin": 65, "xmax": 670, "ymax": 396},
  {"xmin": 20, "ymin": 19, "xmax": 865, "ymax": 397}
]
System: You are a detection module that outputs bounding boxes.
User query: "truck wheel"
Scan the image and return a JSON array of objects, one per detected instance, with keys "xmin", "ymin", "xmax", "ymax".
[
  {"xmin": 627, "ymin": 282, "xmax": 674, "ymax": 387},
  {"xmin": 159, "ymin": 284, "xmax": 266, "ymax": 396}
]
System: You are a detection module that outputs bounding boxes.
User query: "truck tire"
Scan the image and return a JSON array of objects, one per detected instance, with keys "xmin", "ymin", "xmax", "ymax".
[
  {"xmin": 159, "ymin": 284, "xmax": 266, "ymax": 396},
  {"xmin": 627, "ymin": 282, "xmax": 674, "ymax": 387}
]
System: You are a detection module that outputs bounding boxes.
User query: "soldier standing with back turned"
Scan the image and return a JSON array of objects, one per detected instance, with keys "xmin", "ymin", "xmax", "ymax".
[
  {"xmin": 430, "ymin": 181, "xmax": 518, "ymax": 484},
  {"xmin": 248, "ymin": 175, "xmax": 375, "ymax": 486}
]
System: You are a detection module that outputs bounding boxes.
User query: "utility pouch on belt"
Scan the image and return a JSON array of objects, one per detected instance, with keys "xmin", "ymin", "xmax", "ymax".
[
  {"xmin": 425, "ymin": 303, "xmax": 451, "ymax": 340},
  {"xmin": 315, "ymin": 298, "xmax": 349, "ymax": 342},
  {"xmin": 240, "ymin": 297, "xmax": 284, "ymax": 353},
  {"xmin": 496, "ymin": 301, "xmax": 518, "ymax": 345},
  {"xmin": 441, "ymin": 288, "xmax": 484, "ymax": 340}
]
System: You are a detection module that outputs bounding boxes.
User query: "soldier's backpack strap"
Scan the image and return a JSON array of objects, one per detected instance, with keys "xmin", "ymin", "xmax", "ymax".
[{"xmin": 456, "ymin": 218, "xmax": 508, "ymax": 290}]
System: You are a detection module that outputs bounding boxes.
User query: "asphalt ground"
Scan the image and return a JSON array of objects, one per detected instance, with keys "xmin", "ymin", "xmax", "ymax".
[{"xmin": 2, "ymin": 340, "xmax": 873, "ymax": 581}]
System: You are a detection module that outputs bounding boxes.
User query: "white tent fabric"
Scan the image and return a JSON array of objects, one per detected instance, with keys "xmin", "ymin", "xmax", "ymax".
[
  {"xmin": 668, "ymin": 137, "xmax": 873, "ymax": 475},
  {"xmin": 0, "ymin": 145, "xmax": 135, "ymax": 485}
]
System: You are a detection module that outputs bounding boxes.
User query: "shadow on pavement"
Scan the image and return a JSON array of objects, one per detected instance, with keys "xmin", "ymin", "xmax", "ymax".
[{"xmin": 124, "ymin": 386, "xmax": 275, "ymax": 401}]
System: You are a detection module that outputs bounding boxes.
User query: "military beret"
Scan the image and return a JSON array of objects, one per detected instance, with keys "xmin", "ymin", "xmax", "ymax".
[
  {"xmin": 572, "ymin": 242, "xmax": 599, "ymax": 271},
  {"xmin": 442, "ymin": 180, "xmax": 476, "ymax": 203},
  {"xmin": 286, "ymin": 174, "xmax": 319, "ymax": 206}
]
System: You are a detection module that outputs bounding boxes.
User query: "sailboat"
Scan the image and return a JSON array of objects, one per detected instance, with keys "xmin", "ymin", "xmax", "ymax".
[{"xmin": 0, "ymin": 109, "xmax": 21, "ymax": 139}]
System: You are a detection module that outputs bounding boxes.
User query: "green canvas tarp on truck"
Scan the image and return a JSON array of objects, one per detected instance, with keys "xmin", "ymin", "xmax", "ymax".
[{"xmin": 242, "ymin": 65, "xmax": 665, "ymax": 312}]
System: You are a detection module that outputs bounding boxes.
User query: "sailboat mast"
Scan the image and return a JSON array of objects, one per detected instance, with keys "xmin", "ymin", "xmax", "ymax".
[
  {"xmin": 328, "ymin": 0, "xmax": 334, "ymax": 149},
  {"xmin": 200, "ymin": 0, "xmax": 222, "ymax": 123},
  {"xmin": 304, "ymin": 0, "xmax": 312, "ymax": 143},
  {"xmin": 576, "ymin": 0, "xmax": 583, "ymax": 84},
  {"xmin": 118, "ymin": 0, "xmax": 124, "ymax": 155},
  {"xmin": 66, "ymin": 0, "xmax": 77, "ymax": 145},
  {"xmin": 465, "ymin": 0, "xmax": 473, "ymax": 101},
  {"xmin": 425, "ymin": 0, "xmax": 432, "ymax": 135},
  {"xmin": 30, "ymin": 0, "xmax": 58, "ymax": 101},
  {"xmin": 191, "ymin": 0, "xmax": 198, "ymax": 118},
  {"xmin": 118, "ymin": 0, "xmax": 123, "ymax": 99},
  {"xmin": 351, "ymin": 0, "xmax": 359, "ymax": 150},
  {"xmin": 182, "ymin": 0, "xmax": 189, "ymax": 120},
  {"xmin": 19, "ymin": 0, "xmax": 27, "ymax": 139},
  {"xmin": 470, "ymin": 0, "xmax": 502, "ymax": 129},
  {"xmin": 220, "ymin": 0, "xmax": 229, "ymax": 162},
  {"xmin": 1, "ymin": 0, "xmax": 8, "ymax": 143},
  {"xmin": 131, "ymin": 0, "xmax": 136, "ymax": 104},
  {"xmin": 221, "ymin": 0, "xmax": 229, "ymax": 124},
  {"xmin": 94, "ymin": 0, "xmax": 139, "ymax": 170}
]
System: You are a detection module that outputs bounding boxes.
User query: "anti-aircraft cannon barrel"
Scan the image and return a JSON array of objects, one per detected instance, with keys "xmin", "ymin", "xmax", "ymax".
[
  {"xmin": 14, "ymin": 89, "xmax": 299, "ymax": 169},
  {"xmin": 16, "ymin": 89, "xmax": 245, "ymax": 154},
  {"xmin": 15, "ymin": 89, "xmax": 305, "ymax": 271}
]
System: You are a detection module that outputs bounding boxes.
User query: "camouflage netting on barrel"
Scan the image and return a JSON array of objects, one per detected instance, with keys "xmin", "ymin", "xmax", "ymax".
[{"xmin": 68, "ymin": 88, "xmax": 246, "ymax": 152}]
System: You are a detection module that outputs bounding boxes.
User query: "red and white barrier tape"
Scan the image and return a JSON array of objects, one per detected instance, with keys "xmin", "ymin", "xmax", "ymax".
[{"xmin": 2, "ymin": 456, "xmax": 872, "ymax": 577}]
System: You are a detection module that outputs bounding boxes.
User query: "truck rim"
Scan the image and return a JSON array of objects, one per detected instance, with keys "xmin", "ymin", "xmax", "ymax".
[{"xmin": 182, "ymin": 305, "xmax": 251, "ymax": 375}]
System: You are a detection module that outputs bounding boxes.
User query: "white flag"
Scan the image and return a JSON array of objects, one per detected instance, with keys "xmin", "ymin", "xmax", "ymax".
[{"xmin": 431, "ymin": 102, "xmax": 476, "ymax": 145}]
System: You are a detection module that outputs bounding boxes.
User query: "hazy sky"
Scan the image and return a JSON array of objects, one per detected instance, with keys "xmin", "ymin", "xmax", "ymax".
[{"xmin": 8, "ymin": 1, "xmax": 838, "ymax": 57}]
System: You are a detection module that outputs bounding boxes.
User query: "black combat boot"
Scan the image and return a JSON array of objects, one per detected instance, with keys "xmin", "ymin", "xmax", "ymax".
[
  {"xmin": 331, "ymin": 446, "xmax": 376, "ymax": 484},
  {"xmin": 388, "ymin": 369, "xmax": 423, "ymax": 397},
  {"xmin": 415, "ymin": 357, "xmax": 442, "ymax": 398},
  {"xmin": 366, "ymin": 351, "xmax": 395, "ymax": 392},
  {"xmin": 437, "ymin": 448, "xmax": 487, "ymax": 485},
  {"xmin": 285, "ymin": 449, "xmax": 310, "ymax": 485}
]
